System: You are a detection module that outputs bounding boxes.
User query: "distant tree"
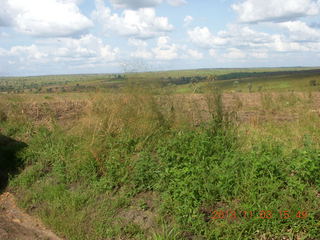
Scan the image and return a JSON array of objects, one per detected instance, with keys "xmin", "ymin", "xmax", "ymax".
[
  {"xmin": 0, "ymin": 110, "xmax": 7, "ymax": 122},
  {"xmin": 309, "ymin": 80, "xmax": 317, "ymax": 86},
  {"xmin": 207, "ymin": 75, "xmax": 216, "ymax": 82}
]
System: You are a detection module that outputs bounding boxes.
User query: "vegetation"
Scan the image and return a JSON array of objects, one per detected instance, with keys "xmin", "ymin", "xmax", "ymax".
[
  {"xmin": 0, "ymin": 68, "xmax": 320, "ymax": 239},
  {"xmin": 1, "ymin": 67, "xmax": 320, "ymax": 94}
]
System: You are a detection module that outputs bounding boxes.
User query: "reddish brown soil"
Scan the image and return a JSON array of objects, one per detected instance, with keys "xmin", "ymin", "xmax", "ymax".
[{"xmin": 0, "ymin": 192, "xmax": 62, "ymax": 240}]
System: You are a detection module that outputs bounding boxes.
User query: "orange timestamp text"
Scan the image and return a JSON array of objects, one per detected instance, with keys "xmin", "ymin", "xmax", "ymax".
[{"xmin": 211, "ymin": 210, "xmax": 308, "ymax": 220}]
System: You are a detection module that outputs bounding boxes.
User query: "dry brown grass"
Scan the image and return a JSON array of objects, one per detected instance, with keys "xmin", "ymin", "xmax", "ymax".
[{"xmin": 1, "ymin": 91, "xmax": 319, "ymax": 148}]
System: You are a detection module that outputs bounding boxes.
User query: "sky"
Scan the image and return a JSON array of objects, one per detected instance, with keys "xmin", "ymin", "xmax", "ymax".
[{"xmin": 0, "ymin": 0, "xmax": 320, "ymax": 76}]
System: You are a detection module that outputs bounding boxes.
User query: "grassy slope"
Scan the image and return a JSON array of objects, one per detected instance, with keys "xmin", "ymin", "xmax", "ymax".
[{"xmin": 0, "ymin": 71, "xmax": 320, "ymax": 239}]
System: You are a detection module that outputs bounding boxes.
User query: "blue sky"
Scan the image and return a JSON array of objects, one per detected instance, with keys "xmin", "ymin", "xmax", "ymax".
[{"xmin": 0, "ymin": 0, "xmax": 320, "ymax": 76}]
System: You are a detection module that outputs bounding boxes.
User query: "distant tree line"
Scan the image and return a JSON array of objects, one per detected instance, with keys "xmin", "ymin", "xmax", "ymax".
[
  {"xmin": 216, "ymin": 69, "xmax": 320, "ymax": 81},
  {"xmin": 163, "ymin": 75, "xmax": 208, "ymax": 85}
]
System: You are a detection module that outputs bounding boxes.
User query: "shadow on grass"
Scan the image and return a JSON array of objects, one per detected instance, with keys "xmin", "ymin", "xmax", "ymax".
[{"xmin": 0, "ymin": 135, "xmax": 27, "ymax": 193}]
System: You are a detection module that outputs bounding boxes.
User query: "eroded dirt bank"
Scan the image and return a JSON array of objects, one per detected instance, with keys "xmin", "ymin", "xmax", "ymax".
[{"xmin": 0, "ymin": 192, "xmax": 62, "ymax": 240}]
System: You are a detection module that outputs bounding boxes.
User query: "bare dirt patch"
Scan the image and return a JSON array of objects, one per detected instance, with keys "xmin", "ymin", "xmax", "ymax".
[
  {"xmin": 0, "ymin": 192, "xmax": 62, "ymax": 240},
  {"xmin": 118, "ymin": 192, "xmax": 158, "ymax": 231}
]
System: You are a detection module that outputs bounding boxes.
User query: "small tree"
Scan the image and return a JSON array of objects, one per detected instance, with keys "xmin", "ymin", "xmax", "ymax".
[
  {"xmin": 0, "ymin": 110, "xmax": 7, "ymax": 122},
  {"xmin": 309, "ymin": 80, "xmax": 317, "ymax": 87}
]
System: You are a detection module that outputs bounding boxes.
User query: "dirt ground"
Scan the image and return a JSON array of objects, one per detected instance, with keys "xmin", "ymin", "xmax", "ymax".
[{"xmin": 0, "ymin": 192, "xmax": 61, "ymax": 240}]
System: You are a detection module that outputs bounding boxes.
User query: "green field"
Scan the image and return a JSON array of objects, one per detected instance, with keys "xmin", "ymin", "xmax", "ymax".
[
  {"xmin": 0, "ymin": 67, "xmax": 320, "ymax": 240},
  {"xmin": 1, "ymin": 67, "xmax": 320, "ymax": 94}
]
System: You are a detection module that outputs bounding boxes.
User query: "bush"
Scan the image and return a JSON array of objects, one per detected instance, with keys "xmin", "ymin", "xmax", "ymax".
[
  {"xmin": 0, "ymin": 110, "xmax": 7, "ymax": 122},
  {"xmin": 309, "ymin": 80, "xmax": 317, "ymax": 86}
]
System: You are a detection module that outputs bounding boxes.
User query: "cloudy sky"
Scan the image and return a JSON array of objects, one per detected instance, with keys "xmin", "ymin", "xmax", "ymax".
[{"xmin": 1, "ymin": 0, "xmax": 320, "ymax": 76}]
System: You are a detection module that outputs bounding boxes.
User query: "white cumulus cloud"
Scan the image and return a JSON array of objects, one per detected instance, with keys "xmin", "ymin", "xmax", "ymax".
[
  {"xmin": 152, "ymin": 36, "xmax": 179, "ymax": 60},
  {"xmin": 1, "ymin": 44, "xmax": 47, "ymax": 62},
  {"xmin": 188, "ymin": 23, "xmax": 320, "ymax": 59},
  {"xmin": 183, "ymin": 15, "xmax": 193, "ymax": 26},
  {"xmin": 128, "ymin": 38, "xmax": 148, "ymax": 48},
  {"xmin": 209, "ymin": 49, "xmax": 216, "ymax": 57},
  {"xmin": 167, "ymin": 0, "xmax": 187, "ymax": 7},
  {"xmin": 109, "ymin": 0, "xmax": 187, "ymax": 9},
  {"xmin": 0, "ymin": 0, "xmax": 14, "ymax": 26},
  {"xmin": 188, "ymin": 26, "xmax": 227, "ymax": 48},
  {"xmin": 131, "ymin": 49, "xmax": 153, "ymax": 59},
  {"xmin": 93, "ymin": 0, "xmax": 173, "ymax": 39},
  {"xmin": 268, "ymin": 34, "xmax": 309, "ymax": 52},
  {"xmin": 232, "ymin": 0, "xmax": 320, "ymax": 23},
  {"xmin": 187, "ymin": 49, "xmax": 203, "ymax": 59},
  {"xmin": 218, "ymin": 25, "xmax": 271, "ymax": 48},
  {"xmin": 128, "ymin": 38, "xmax": 152, "ymax": 59},
  {"xmin": 0, "ymin": 0, "xmax": 93, "ymax": 37},
  {"xmin": 223, "ymin": 48, "xmax": 246, "ymax": 59},
  {"xmin": 1, "ymin": 34, "xmax": 119, "ymax": 66},
  {"xmin": 109, "ymin": 0, "xmax": 162, "ymax": 9},
  {"xmin": 278, "ymin": 21, "xmax": 320, "ymax": 42},
  {"xmin": 51, "ymin": 34, "xmax": 119, "ymax": 61},
  {"xmin": 250, "ymin": 51, "xmax": 268, "ymax": 59}
]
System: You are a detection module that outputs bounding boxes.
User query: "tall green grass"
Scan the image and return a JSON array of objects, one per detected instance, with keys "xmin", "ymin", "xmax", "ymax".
[{"xmin": 1, "ymin": 86, "xmax": 319, "ymax": 239}]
